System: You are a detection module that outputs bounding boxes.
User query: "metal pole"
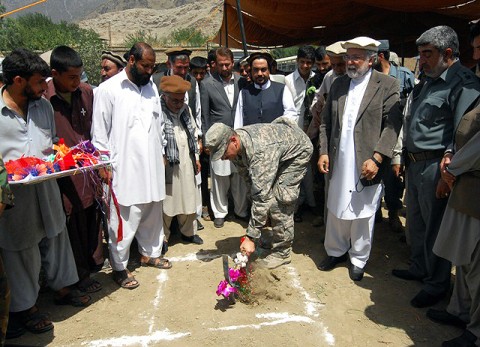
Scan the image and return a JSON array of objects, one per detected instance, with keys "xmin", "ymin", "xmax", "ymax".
[
  {"xmin": 224, "ymin": 2, "xmax": 228, "ymax": 47},
  {"xmin": 235, "ymin": 0, "xmax": 248, "ymax": 56}
]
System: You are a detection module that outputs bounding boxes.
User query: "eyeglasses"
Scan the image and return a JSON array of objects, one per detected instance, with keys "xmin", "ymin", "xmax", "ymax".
[
  {"xmin": 343, "ymin": 54, "xmax": 367, "ymax": 62},
  {"xmin": 165, "ymin": 94, "xmax": 186, "ymax": 106}
]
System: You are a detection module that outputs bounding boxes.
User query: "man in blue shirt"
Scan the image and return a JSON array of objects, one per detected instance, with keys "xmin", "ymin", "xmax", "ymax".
[
  {"xmin": 375, "ymin": 39, "xmax": 415, "ymax": 232},
  {"xmin": 392, "ymin": 26, "xmax": 480, "ymax": 309}
]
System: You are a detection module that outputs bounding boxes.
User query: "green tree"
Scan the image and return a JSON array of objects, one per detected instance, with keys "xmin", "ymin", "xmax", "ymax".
[
  {"xmin": 271, "ymin": 46, "xmax": 300, "ymax": 59},
  {"xmin": 162, "ymin": 28, "xmax": 209, "ymax": 47},
  {"xmin": 0, "ymin": 13, "xmax": 105, "ymax": 85},
  {"xmin": 123, "ymin": 30, "xmax": 161, "ymax": 48}
]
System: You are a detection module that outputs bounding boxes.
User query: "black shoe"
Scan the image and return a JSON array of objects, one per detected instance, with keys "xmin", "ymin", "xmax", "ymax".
[
  {"xmin": 442, "ymin": 330, "xmax": 477, "ymax": 347},
  {"xmin": 196, "ymin": 219, "xmax": 204, "ymax": 231},
  {"xmin": 411, "ymin": 290, "xmax": 445, "ymax": 308},
  {"xmin": 214, "ymin": 218, "xmax": 224, "ymax": 228},
  {"xmin": 427, "ymin": 309, "xmax": 467, "ymax": 329},
  {"xmin": 317, "ymin": 254, "xmax": 347, "ymax": 271},
  {"xmin": 349, "ymin": 264, "xmax": 365, "ymax": 281},
  {"xmin": 392, "ymin": 269, "xmax": 423, "ymax": 282},
  {"xmin": 181, "ymin": 234, "xmax": 204, "ymax": 245}
]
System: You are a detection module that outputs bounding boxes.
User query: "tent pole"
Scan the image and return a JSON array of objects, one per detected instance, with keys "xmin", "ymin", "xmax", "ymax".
[
  {"xmin": 224, "ymin": 2, "xmax": 229, "ymax": 47},
  {"xmin": 235, "ymin": 0, "xmax": 248, "ymax": 56}
]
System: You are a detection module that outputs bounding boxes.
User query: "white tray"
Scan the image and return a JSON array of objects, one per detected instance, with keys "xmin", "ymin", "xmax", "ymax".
[{"xmin": 8, "ymin": 161, "xmax": 112, "ymax": 185}]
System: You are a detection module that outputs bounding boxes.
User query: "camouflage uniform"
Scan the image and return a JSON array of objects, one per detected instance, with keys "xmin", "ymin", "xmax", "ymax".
[
  {"xmin": 0, "ymin": 154, "xmax": 13, "ymax": 345},
  {"xmin": 232, "ymin": 117, "xmax": 313, "ymax": 256}
]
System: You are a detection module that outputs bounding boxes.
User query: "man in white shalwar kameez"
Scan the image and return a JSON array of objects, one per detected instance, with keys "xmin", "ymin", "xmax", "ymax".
[
  {"xmin": 92, "ymin": 43, "xmax": 169, "ymax": 290},
  {"xmin": 318, "ymin": 37, "xmax": 403, "ymax": 281}
]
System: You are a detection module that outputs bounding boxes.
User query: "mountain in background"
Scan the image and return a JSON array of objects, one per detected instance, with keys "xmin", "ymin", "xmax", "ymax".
[{"xmin": 3, "ymin": 0, "xmax": 195, "ymax": 22}]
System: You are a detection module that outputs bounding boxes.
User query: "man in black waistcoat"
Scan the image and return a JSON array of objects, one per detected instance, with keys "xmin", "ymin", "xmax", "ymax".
[{"xmin": 233, "ymin": 52, "xmax": 297, "ymax": 128}]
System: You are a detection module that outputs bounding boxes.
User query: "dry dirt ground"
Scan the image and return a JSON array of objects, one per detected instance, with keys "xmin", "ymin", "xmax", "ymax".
[{"xmin": 6, "ymin": 208, "xmax": 460, "ymax": 347}]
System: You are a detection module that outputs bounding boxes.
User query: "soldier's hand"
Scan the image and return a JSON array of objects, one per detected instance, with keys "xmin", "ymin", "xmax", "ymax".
[
  {"xmin": 318, "ymin": 155, "xmax": 329, "ymax": 173},
  {"xmin": 0, "ymin": 203, "xmax": 6, "ymax": 217},
  {"xmin": 240, "ymin": 237, "xmax": 255, "ymax": 257}
]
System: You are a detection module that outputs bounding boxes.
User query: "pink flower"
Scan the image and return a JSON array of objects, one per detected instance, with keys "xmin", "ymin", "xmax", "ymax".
[
  {"xmin": 229, "ymin": 268, "xmax": 241, "ymax": 282},
  {"xmin": 216, "ymin": 280, "xmax": 238, "ymax": 298}
]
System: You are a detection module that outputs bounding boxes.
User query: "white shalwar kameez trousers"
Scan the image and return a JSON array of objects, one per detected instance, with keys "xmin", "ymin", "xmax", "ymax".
[
  {"xmin": 324, "ymin": 69, "xmax": 383, "ymax": 269},
  {"xmin": 92, "ymin": 70, "xmax": 166, "ymax": 271}
]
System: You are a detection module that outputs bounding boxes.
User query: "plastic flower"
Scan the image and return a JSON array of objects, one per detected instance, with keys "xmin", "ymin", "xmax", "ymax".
[
  {"xmin": 234, "ymin": 252, "xmax": 249, "ymax": 268},
  {"xmin": 229, "ymin": 268, "xmax": 241, "ymax": 282},
  {"xmin": 216, "ymin": 280, "xmax": 238, "ymax": 298}
]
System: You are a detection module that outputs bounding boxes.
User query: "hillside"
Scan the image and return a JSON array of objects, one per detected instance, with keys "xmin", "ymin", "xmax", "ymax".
[
  {"xmin": 78, "ymin": 0, "xmax": 223, "ymax": 47},
  {"xmin": 4, "ymin": 0, "xmax": 109, "ymax": 22},
  {"xmin": 4, "ymin": 0, "xmax": 204, "ymax": 23}
]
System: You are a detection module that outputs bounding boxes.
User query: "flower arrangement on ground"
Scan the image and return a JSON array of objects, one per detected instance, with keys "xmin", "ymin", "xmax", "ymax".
[{"xmin": 216, "ymin": 237, "xmax": 254, "ymax": 304}]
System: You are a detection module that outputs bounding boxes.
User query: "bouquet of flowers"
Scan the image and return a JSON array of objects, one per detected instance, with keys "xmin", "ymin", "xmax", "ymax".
[
  {"xmin": 216, "ymin": 240, "xmax": 253, "ymax": 303},
  {"xmin": 6, "ymin": 139, "xmax": 104, "ymax": 182}
]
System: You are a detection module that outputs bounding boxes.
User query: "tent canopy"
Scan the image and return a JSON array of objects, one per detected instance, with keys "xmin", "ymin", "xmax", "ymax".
[{"xmin": 214, "ymin": 0, "xmax": 480, "ymax": 59}]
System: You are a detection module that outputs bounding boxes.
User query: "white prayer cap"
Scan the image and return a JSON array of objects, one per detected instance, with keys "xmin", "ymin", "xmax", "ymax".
[
  {"xmin": 326, "ymin": 41, "xmax": 346, "ymax": 56},
  {"xmin": 342, "ymin": 37, "xmax": 381, "ymax": 52}
]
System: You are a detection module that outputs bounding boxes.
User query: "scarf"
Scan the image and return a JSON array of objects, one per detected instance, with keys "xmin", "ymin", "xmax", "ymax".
[{"xmin": 161, "ymin": 97, "xmax": 198, "ymax": 167}]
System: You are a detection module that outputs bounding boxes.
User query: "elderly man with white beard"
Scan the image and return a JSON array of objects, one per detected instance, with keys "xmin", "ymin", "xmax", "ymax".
[{"xmin": 317, "ymin": 37, "xmax": 403, "ymax": 281}]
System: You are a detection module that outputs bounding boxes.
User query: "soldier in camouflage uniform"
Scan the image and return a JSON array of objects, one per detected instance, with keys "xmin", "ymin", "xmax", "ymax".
[
  {"xmin": 205, "ymin": 116, "xmax": 313, "ymax": 269},
  {"xmin": 0, "ymin": 154, "xmax": 14, "ymax": 344}
]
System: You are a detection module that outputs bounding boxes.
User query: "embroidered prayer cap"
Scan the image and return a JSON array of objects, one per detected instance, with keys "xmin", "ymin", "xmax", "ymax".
[
  {"xmin": 247, "ymin": 50, "xmax": 274, "ymax": 66},
  {"xmin": 101, "ymin": 50, "xmax": 127, "ymax": 67},
  {"xmin": 160, "ymin": 75, "xmax": 191, "ymax": 93},
  {"xmin": 342, "ymin": 37, "xmax": 381, "ymax": 52},
  {"xmin": 378, "ymin": 40, "xmax": 390, "ymax": 52},
  {"xmin": 205, "ymin": 123, "xmax": 234, "ymax": 161},
  {"xmin": 326, "ymin": 41, "xmax": 346, "ymax": 56},
  {"xmin": 164, "ymin": 47, "xmax": 192, "ymax": 57},
  {"xmin": 239, "ymin": 55, "xmax": 249, "ymax": 66}
]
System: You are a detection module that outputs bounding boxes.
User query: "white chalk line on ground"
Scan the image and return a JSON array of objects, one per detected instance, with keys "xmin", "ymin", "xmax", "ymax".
[
  {"xmin": 209, "ymin": 312, "xmax": 314, "ymax": 331},
  {"xmin": 287, "ymin": 265, "xmax": 335, "ymax": 345},
  {"xmin": 168, "ymin": 252, "xmax": 221, "ymax": 262},
  {"xmin": 80, "ymin": 251, "xmax": 335, "ymax": 346},
  {"xmin": 82, "ymin": 329, "xmax": 190, "ymax": 347},
  {"xmin": 148, "ymin": 271, "xmax": 168, "ymax": 334}
]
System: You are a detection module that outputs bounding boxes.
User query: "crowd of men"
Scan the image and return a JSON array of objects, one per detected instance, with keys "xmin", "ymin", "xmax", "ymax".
[{"xmin": 0, "ymin": 22, "xmax": 479, "ymax": 347}]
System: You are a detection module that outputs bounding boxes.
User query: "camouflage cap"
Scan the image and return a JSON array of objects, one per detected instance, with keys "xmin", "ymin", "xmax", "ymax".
[{"xmin": 205, "ymin": 123, "xmax": 234, "ymax": 161}]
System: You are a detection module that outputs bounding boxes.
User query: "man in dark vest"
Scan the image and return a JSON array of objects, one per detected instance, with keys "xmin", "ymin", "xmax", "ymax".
[{"xmin": 233, "ymin": 52, "xmax": 296, "ymax": 128}]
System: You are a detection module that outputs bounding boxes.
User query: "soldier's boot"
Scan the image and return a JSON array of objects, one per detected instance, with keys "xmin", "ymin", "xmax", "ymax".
[
  {"xmin": 388, "ymin": 210, "xmax": 404, "ymax": 233},
  {"xmin": 256, "ymin": 247, "xmax": 291, "ymax": 269}
]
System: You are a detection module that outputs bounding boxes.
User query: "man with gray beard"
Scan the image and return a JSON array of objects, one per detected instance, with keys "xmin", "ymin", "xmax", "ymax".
[
  {"xmin": 317, "ymin": 37, "xmax": 403, "ymax": 281},
  {"xmin": 392, "ymin": 26, "xmax": 480, "ymax": 309}
]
